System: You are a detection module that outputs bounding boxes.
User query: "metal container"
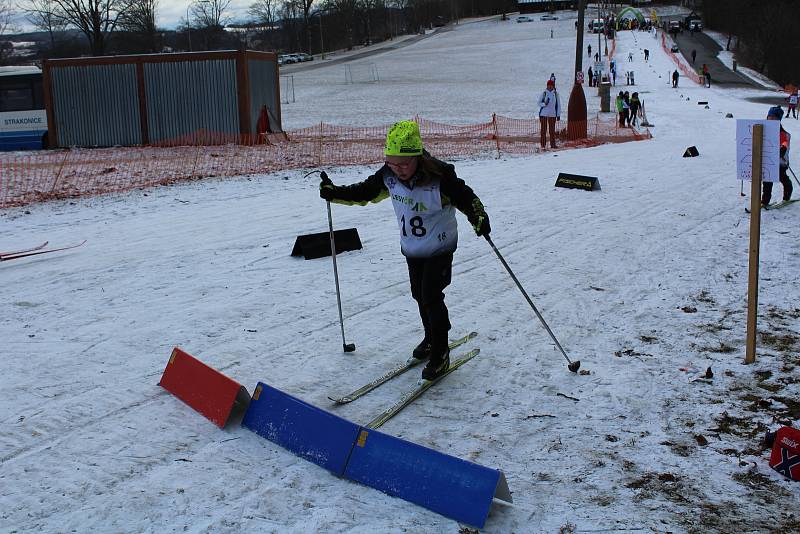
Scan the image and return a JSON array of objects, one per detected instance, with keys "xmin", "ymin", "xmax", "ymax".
[{"xmin": 43, "ymin": 50, "xmax": 280, "ymax": 148}]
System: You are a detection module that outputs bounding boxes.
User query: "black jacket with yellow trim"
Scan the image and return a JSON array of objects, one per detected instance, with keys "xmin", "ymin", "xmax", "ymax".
[{"xmin": 326, "ymin": 154, "xmax": 489, "ymax": 233}]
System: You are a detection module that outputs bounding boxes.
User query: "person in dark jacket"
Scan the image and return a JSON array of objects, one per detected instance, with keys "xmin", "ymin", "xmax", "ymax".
[
  {"xmin": 672, "ymin": 69, "xmax": 679, "ymax": 88},
  {"xmin": 628, "ymin": 92, "xmax": 641, "ymax": 126},
  {"xmin": 319, "ymin": 120, "xmax": 490, "ymax": 381}
]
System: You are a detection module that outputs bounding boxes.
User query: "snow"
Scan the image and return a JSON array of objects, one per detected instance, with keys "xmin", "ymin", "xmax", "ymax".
[{"xmin": 3, "ymin": 13, "xmax": 800, "ymax": 534}]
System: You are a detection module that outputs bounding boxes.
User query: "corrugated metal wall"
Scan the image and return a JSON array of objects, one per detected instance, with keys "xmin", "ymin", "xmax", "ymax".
[
  {"xmin": 248, "ymin": 58, "xmax": 280, "ymax": 133},
  {"xmin": 145, "ymin": 59, "xmax": 239, "ymax": 144},
  {"xmin": 50, "ymin": 64, "xmax": 141, "ymax": 147}
]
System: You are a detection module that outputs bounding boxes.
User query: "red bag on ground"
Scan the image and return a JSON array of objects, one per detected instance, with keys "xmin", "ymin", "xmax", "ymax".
[{"xmin": 768, "ymin": 426, "xmax": 800, "ymax": 481}]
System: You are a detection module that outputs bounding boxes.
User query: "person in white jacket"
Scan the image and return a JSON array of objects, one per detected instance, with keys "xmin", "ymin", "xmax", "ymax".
[{"xmin": 538, "ymin": 79, "xmax": 561, "ymax": 149}]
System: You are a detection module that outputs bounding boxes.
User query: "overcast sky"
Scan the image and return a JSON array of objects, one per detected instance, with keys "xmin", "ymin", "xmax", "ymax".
[
  {"xmin": 11, "ymin": 1, "xmax": 256, "ymax": 32},
  {"xmin": 158, "ymin": 1, "xmax": 254, "ymax": 29}
]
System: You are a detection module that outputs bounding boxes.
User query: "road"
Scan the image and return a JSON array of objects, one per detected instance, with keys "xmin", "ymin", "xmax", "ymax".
[{"xmin": 671, "ymin": 29, "xmax": 766, "ymax": 88}]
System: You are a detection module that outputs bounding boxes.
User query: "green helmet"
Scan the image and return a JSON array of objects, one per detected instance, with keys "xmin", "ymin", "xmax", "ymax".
[{"xmin": 384, "ymin": 120, "xmax": 423, "ymax": 156}]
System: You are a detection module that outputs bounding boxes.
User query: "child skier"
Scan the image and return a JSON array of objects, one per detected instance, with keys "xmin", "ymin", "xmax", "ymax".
[
  {"xmin": 762, "ymin": 106, "xmax": 792, "ymax": 206},
  {"xmin": 789, "ymin": 89, "xmax": 798, "ymax": 119},
  {"xmin": 319, "ymin": 121, "xmax": 491, "ymax": 381}
]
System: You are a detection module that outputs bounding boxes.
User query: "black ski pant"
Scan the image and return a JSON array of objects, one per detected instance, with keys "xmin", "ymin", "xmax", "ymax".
[
  {"xmin": 407, "ymin": 252, "xmax": 453, "ymax": 355},
  {"xmin": 762, "ymin": 168, "xmax": 793, "ymax": 204}
]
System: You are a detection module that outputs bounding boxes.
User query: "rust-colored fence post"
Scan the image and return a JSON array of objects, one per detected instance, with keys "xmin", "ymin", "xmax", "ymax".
[
  {"xmin": 492, "ymin": 113, "xmax": 501, "ymax": 158},
  {"xmin": 50, "ymin": 150, "xmax": 71, "ymax": 195}
]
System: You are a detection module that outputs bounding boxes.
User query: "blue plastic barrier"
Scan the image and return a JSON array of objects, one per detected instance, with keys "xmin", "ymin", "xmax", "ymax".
[
  {"xmin": 241, "ymin": 382, "xmax": 361, "ymax": 475},
  {"xmin": 345, "ymin": 428, "xmax": 512, "ymax": 528},
  {"xmin": 239, "ymin": 382, "xmax": 512, "ymax": 528}
]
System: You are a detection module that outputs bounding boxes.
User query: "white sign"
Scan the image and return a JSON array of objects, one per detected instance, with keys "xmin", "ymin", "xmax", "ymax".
[
  {"xmin": 736, "ymin": 119, "xmax": 780, "ymax": 182},
  {"xmin": 0, "ymin": 109, "xmax": 47, "ymax": 133}
]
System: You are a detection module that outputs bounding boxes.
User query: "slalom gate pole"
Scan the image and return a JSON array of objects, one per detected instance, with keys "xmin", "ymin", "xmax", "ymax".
[{"xmin": 484, "ymin": 235, "xmax": 580, "ymax": 372}]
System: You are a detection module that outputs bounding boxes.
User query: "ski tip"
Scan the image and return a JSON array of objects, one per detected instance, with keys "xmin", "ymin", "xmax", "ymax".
[{"xmin": 329, "ymin": 396, "xmax": 350, "ymax": 404}]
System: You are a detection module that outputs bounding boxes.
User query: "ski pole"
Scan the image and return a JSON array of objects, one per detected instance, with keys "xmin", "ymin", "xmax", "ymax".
[
  {"xmin": 788, "ymin": 165, "xmax": 800, "ymax": 188},
  {"xmin": 323, "ymin": 174, "xmax": 356, "ymax": 353},
  {"xmin": 484, "ymin": 235, "xmax": 580, "ymax": 373},
  {"xmin": 316, "ymin": 170, "xmax": 356, "ymax": 353}
]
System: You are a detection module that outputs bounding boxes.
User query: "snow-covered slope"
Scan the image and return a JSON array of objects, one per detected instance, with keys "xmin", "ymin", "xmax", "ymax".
[{"xmin": 2, "ymin": 13, "xmax": 799, "ymax": 533}]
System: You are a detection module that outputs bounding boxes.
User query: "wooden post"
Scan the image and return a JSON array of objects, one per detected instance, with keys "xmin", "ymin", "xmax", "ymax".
[{"xmin": 745, "ymin": 123, "xmax": 763, "ymax": 364}]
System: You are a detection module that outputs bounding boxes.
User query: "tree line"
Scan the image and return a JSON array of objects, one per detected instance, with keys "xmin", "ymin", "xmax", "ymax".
[
  {"xmin": 0, "ymin": 0, "xmax": 517, "ymax": 62},
  {"xmin": 702, "ymin": 0, "xmax": 798, "ymax": 86}
]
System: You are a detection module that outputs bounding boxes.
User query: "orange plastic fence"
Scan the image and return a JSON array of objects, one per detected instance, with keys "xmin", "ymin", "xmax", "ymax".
[
  {"xmin": 660, "ymin": 31, "xmax": 703, "ymax": 85},
  {"xmin": 0, "ymin": 114, "xmax": 650, "ymax": 209}
]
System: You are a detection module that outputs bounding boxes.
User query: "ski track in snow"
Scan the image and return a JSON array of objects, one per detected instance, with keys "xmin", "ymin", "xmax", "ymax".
[{"xmin": 2, "ymin": 12, "xmax": 800, "ymax": 533}]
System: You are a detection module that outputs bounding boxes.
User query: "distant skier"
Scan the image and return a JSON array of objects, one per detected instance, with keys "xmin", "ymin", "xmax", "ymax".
[
  {"xmin": 672, "ymin": 69, "xmax": 679, "ymax": 88},
  {"xmin": 788, "ymin": 89, "xmax": 798, "ymax": 119},
  {"xmin": 691, "ymin": 49, "xmax": 697, "ymax": 64},
  {"xmin": 644, "ymin": 48, "xmax": 649, "ymax": 61},
  {"xmin": 319, "ymin": 121, "xmax": 491, "ymax": 380},
  {"xmin": 702, "ymin": 64, "xmax": 711, "ymax": 87},
  {"xmin": 761, "ymin": 106, "xmax": 792, "ymax": 206},
  {"xmin": 628, "ymin": 51, "xmax": 633, "ymax": 62},
  {"xmin": 538, "ymin": 79, "xmax": 561, "ymax": 149},
  {"xmin": 587, "ymin": 66, "xmax": 594, "ymax": 87},
  {"xmin": 588, "ymin": 44, "xmax": 592, "ymax": 57}
]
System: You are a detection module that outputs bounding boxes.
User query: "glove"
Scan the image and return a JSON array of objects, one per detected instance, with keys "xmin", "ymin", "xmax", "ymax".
[
  {"xmin": 470, "ymin": 198, "xmax": 490, "ymax": 237},
  {"xmin": 476, "ymin": 217, "xmax": 491, "ymax": 237},
  {"xmin": 319, "ymin": 171, "xmax": 336, "ymax": 201}
]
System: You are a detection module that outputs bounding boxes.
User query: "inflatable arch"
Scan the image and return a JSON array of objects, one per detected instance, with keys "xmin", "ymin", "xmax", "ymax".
[{"xmin": 616, "ymin": 7, "xmax": 645, "ymax": 29}]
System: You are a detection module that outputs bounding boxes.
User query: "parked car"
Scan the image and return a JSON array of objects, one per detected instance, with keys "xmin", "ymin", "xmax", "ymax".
[
  {"xmin": 688, "ymin": 19, "xmax": 703, "ymax": 31},
  {"xmin": 668, "ymin": 20, "xmax": 681, "ymax": 35},
  {"xmin": 540, "ymin": 14, "xmax": 559, "ymax": 21},
  {"xmin": 278, "ymin": 54, "xmax": 295, "ymax": 65},
  {"xmin": 295, "ymin": 53, "xmax": 313, "ymax": 62},
  {"xmin": 516, "ymin": 16, "xmax": 533, "ymax": 23}
]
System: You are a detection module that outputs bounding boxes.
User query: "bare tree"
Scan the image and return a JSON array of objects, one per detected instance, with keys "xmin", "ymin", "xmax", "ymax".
[
  {"xmin": 190, "ymin": 0, "xmax": 231, "ymax": 49},
  {"xmin": 23, "ymin": 0, "xmax": 69, "ymax": 52},
  {"xmin": 249, "ymin": 0, "xmax": 278, "ymax": 29},
  {"xmin": 0, "ymin": 0, "xmax": 17, "ymax": 64},
  {"xmin": 46, "ymin": 0, "xmax": 130, "ymax": 55},
  {"xmin": 118, "ymin": 0, "xmax": 159, "ymax": 52}
]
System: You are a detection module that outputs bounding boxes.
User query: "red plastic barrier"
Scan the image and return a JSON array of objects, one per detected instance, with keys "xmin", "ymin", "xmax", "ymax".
[
  {"xmin": 159, "ymin": 347, "xmax": 250, "ymax": 428},
  {"xmin": 769, "ymin": 426, "xmax": 800, "ymax": 481}
]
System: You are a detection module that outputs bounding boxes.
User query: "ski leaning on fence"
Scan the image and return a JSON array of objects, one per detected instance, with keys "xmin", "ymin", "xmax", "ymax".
[
  {"xmin": 328, "ymin": 331, "xmax": 478, "ymax": 405},
  {"xmin": 366, "ymin": 347, "xmax": 481, "ymax": 430},
  {"xmin": 0, "ymin": 240, "xmax": 86, "ymax": 262},
  {"xmin": 745, "ymin": 199, "xmax": 800, "ymax": 213}
]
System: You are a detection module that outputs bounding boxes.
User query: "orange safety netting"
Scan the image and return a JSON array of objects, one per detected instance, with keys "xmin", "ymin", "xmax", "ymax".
[
  {"xmin": 0, "ymin": 114, "xmax": 651, "ymax": 209},
  {"xmin": 660, "ymin": 31, "xmax": 704, "ymax": 85}
]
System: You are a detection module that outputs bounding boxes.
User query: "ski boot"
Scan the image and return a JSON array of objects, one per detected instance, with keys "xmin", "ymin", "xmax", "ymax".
[
  {"xmin": 411, "ymin": 338, "xmax": 432, "ymax": 362},
  {"xmin": 421, "ymin": 346, "xmax": 450, "ymax": 381}
]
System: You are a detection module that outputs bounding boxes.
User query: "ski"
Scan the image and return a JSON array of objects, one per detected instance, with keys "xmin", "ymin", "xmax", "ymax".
[
  {"xmin": 0, "ymin": 241, "xmax": 48, "ymax": 259},
  {"xmin": 365, "ymin": 347, "xmax": 480, "ymax": 429},
  {"xmin": 328, "ymin": 331, "xmax": 477, "ymax": 405},
  {"xmin": 0, "ymin": 240, "xmax": 87, "ymax": 262},
  {"xmin": 766, "ymin": 199, "xmax": 800, "ymax": 210},
  {"xmin": 745, "ymin": 200, "xmax": 800, "ymax": 213}
]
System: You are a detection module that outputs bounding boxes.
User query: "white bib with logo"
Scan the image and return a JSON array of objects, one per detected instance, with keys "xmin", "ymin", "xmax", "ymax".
[{"xmin": 384, "ymin": 174, "xmax": 458, "ymax": 258}]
